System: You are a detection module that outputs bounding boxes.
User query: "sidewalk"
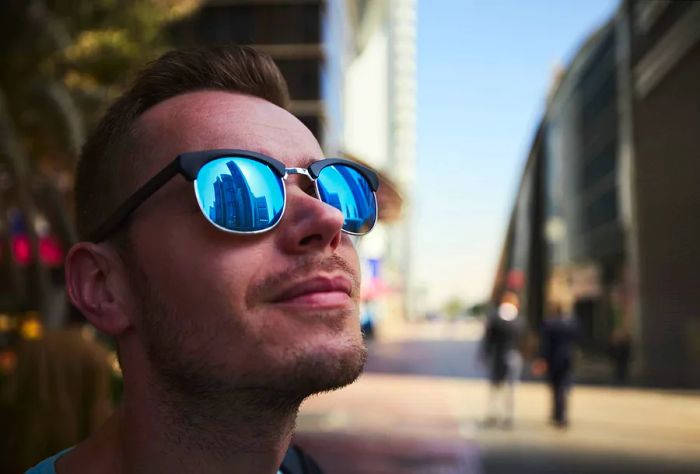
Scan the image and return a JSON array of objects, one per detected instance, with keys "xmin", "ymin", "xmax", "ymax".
[{"xmin": 296, "ymin": 371, "xmax": 700, "ymax": 473}]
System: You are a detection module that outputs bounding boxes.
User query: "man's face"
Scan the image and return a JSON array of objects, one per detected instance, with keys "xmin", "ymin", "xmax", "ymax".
[{"xmin": 121, "ymin": 91, "xmax": 366, "ymax": 397}]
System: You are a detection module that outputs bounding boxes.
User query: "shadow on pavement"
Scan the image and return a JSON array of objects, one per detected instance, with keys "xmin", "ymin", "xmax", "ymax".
[
  {"xmin": 295, "ymin": 431, "xmax": 483, "ymax": 474},
  {"xmin": 482, "ymin": 446, "xmax": 700, "ymax": 474}
]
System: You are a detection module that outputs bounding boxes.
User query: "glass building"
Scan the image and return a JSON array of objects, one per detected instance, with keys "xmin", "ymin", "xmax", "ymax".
[{"xmin": 492, "ymin": 0, "xmax": 700, "ymax": 387}]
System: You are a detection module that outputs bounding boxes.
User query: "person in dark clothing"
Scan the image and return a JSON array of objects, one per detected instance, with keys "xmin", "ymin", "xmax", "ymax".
[
  {"xmin": 608, "ymin": 328, "xmax": 632, "ymax": 384},
  {"xmin": 535, "ymin": 305, "xmax": 578, "ymax": 428},
  {"xmin": 281, "ymin": 445, "xmax": 323, "ymax": 474},
  {"xmin": 480, "ymin": 292, "xmax": 525, "ymax": 428}
]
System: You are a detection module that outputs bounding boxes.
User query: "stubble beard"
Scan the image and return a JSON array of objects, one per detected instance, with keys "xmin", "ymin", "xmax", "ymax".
[{"xmin": 134, "ymin": 262, "xmax": 367, "ymax": 420}]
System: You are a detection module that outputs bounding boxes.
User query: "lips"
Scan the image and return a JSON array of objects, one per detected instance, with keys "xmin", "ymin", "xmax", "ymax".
[{"xmin": 270, "ymin": 275, "xmax": 353, "ymax": 307}]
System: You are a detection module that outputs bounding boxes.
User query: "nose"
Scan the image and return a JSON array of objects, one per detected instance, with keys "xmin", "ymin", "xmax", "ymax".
[{"xmin": 275, "ymin": 178, "xmax": 345, "ymax": 254}]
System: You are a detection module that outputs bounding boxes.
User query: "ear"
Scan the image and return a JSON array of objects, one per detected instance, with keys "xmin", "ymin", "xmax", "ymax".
[{"xmin": 64, "ymin": 242, "xmax": 134, "ymax": 336}]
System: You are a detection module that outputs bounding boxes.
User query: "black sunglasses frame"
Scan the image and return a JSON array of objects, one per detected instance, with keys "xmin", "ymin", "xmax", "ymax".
[{"xmin": 88, "ymin": 149, "xmax": 380, "ymax": 243}]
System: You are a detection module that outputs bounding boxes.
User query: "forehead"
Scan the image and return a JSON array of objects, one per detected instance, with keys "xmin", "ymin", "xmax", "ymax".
[{"xmin": 134, "ymin": 90, "xmax": 323, "ymax": 176}]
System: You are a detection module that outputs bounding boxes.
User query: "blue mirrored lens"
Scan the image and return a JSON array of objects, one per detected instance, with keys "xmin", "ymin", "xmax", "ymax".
[
  {"xmin": 317, "ymin": 164, "xmax": 376, "ymax": 234},
  {"xmin": 195, "ymin": 157, "xmax": 285, "ymax": 232}
]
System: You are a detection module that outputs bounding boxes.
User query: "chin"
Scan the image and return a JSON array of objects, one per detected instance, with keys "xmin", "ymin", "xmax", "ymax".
[
  {"xmin": 144, "ymin": 298, "xmax": 367, "ymax": 400},
  {"xmin": 280, "ymin": 331, "xmax": 367, "ymax": 397}
]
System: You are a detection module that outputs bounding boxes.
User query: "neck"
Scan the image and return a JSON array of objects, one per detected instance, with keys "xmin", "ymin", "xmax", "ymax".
[
  {"xmin": 60, "ymin": 360, "xmax": 300, "ymax": 474},
  {"xmin": 122, "ymin": 368, "xmax": 300, "ymax": 474}
]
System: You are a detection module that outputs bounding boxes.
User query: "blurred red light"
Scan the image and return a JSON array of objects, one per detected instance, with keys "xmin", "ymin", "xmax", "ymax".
[
  {"xmin": 11, "ymin": 235, "xmax": 32, "ymax": 265},
  {"xmin": 39, "ymin": 236, "xmax": 63, "ymax": 266},
  {"xmin": 506, "ymin": 269, "xmax": 525, "ymax": 290}
]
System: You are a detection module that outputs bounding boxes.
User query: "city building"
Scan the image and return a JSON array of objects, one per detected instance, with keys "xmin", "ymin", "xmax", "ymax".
[
  {"xmin": 492, "ymin": 0, "xmax": 700, "ymax": 387},
  {"xmin": 619, "ymin": 0, "xmax": 700, "ymax": 387},
  {"xmin": 340, "ymin": 0, "xmax": 417, "ymax": 325}
]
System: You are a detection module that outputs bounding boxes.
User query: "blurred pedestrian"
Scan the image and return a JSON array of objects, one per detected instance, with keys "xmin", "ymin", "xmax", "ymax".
[
  {"xmin": 608, "ymin": 328, "xmax": 631, "ymax": 384},
  {"xmin": 480, "ymin": 292, "xmax": 525, "ymax": 429},
  {"xmin": 607, "ymin": 286, "xmax": 631, "ymax": 384},
  {"xmin": 533, "ymin": 303, "xmax": 579, "ymax": 428}
]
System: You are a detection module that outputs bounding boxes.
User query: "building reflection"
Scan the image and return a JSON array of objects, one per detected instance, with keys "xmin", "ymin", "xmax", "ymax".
[
  {"xmin": 340, "ymin": 166, "xmax": 374, "ymax": 233},
  {"xmin": 317, "ymin": 165, "xmax": 375, "ymax": 234},
  {"xmin": 209, "ymin": 160, "xmax": 270, "ymax": 231}
]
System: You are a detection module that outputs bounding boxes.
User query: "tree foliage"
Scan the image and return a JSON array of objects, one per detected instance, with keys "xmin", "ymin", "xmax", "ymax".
[
  {"xmin": 443, "ymin": 298, "xmax": 466, "ymax": 320},
  {"xmin": 0, "ymin": 0, "xmax": 200, "ymax": 173},
  {"xmin": 0, "ymin": 0, "xmax": 200, "ymax": 312}
]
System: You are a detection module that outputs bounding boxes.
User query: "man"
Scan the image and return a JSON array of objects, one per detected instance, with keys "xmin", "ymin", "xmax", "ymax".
[
  {"xmin": 533, "ymin": 303, "xmax": 578, "ymax": 428},
  {"xmin": 480, "ymin": 292, "xmax": 524, "ymax": 429},
  {"xmin": 28, "ymin": 45, "xmax": 378, "ymax": 473}
]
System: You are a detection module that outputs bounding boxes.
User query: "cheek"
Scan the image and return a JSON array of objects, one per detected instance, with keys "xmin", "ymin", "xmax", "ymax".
[
  {"xmin": 339, "ymin": 237, "xmax": 362, "ymax": 291},
  {"xmin": 343, "ymin": 236, "xmax": 361, "ymax": 270},
  {"xmin": 132, "ymin": 215, "xmax": 272, "ymax": 324}
]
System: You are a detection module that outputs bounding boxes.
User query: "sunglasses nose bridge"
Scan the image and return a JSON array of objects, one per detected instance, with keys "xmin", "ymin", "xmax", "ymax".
[
  {"xmin": 284, "ymin": 168, "xmax": 313, "ymax": 180},
  {"xmin": 283, "ymin": 167, "xmax": 321, "ymax": 205},
  {"xmin": 283, "ymin": 167, "xmax": 319, "ymax": 197},
  {"xmin": 283, "ymin": 167, "xmax": 313, "ymax": 180}
]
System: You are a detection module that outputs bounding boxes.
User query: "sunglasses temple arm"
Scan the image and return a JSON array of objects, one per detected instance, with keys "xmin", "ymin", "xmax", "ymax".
[{"xmin": 88, "ymin": 160, "xmax": 183, "ymax": 242}]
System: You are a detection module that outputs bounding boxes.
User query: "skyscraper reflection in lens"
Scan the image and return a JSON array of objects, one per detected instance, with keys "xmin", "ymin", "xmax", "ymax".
[
  {"xmin": 318, "ymin": 165, "xmax": 375, "ymax": 233},
  {"xmin": 208, "ymin": 160, "xmax": 273, "ymax": 231}
]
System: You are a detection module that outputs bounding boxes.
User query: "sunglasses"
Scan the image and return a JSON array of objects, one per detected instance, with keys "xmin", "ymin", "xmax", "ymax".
[{"xmin": 89, "ymin": 149, "xmax": 380, "ymax": 242}]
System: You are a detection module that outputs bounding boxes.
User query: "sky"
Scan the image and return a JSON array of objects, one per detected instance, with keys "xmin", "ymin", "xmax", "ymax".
[{"xmin": 413, "ymin": 0, "xmax": 619, "ymax": 310}]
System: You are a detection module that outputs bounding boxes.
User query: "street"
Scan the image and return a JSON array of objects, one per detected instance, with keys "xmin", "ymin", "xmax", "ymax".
[{"xmin": 295, "ymin": 320, "xmax": 700, "ymax": 473}]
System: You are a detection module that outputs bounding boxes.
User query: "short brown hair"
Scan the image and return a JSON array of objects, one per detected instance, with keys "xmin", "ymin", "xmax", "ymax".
[{"xmin": 75, "ymin": 44, "xmax": 290, "ymax": 240}]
